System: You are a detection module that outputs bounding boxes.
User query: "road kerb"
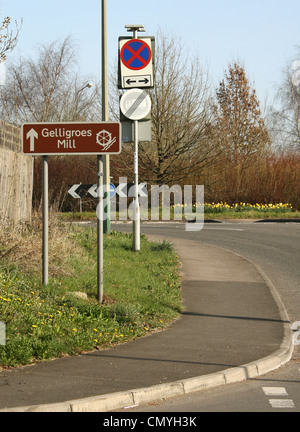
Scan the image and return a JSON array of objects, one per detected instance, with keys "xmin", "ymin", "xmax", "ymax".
[
  {"xmin": 0, "ymin": 238, "xmax": 294, "ymax": 413},
  {"xmin": 1, "ymin": 343, "xmax": 293, "ymax": 413},
  {"xmin": 180, "ymin": 372, "xmax": 225, "ymax": 394},
  {"xmin": 132, "ymin": 382, "xmax": 184, "ymax": 406},
  {"xmin": 70, "ymin": 391, "xmax": 135, "ymax": 413}
]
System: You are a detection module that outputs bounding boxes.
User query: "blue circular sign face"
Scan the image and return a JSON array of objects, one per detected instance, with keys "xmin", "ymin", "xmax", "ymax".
[
  {"xmin": 110, "ymin": 183, "xmax": 116, "ymax": 199},
  {"xmin": 121, "ymin": 39, "xmax": 152, "ymax": 71}
]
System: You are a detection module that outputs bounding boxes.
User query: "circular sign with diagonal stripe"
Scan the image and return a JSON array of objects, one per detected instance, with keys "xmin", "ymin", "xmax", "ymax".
[
  {"xmin": 120, "ymin": 89, "xmax": 151, "ymax": 121},
  {"xmin": 121, "ymin": 39, "xmax": 152, "ymax": 71}
]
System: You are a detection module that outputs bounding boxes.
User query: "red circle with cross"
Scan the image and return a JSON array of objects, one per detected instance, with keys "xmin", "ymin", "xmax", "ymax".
[{"xmin": 120, "ymin": 39, "xmax": 152, "ymax": 71}]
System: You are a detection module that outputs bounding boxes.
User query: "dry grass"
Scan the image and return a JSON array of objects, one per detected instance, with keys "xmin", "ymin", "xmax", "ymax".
[
  {"xmin": 0, "ymin": 221, "xmax": 182, "ymax": 367},
  {"xmin": 0, "ymin": 213, "xmax": 81, "ymax": 277}
]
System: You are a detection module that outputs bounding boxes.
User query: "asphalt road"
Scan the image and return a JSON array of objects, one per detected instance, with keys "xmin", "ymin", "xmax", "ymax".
[
  {"xmin": 0, "ymin": 220, "xmax": 298, "ymax": 413},
  {"xmin": 119, "ymin": 359, "xmax": 300, "ymax": 412},
  {"xmin": 112, "ymin": 221, "xmax": 300, "ymax": 412}
]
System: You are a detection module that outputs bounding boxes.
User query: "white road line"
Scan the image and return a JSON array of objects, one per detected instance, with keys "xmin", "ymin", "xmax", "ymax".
[
  {"xmin": 263, "ymin": 387, "xmax": 295, "ymax": 409},
  {"xmin": 204, "ymin": 227, "xmax": 244, "ymax": 231},
  {"xmin": 269, "ymin": 399, "xmax": 295, "ymax": 409},
  {"xmin": 263, "ymin": 387, "xmax": 288, "ymax": 396}
]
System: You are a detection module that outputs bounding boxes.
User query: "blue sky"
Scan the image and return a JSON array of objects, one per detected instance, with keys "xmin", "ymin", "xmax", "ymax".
[{"xmin": 1, "ymin": 0, "xmax": 300, "ymax": 107}]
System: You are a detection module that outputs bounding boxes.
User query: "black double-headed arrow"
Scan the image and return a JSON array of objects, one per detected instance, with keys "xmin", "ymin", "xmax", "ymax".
[{"xmin": 126, "ymin": 78, "xmax": 149, "ymax": 86}]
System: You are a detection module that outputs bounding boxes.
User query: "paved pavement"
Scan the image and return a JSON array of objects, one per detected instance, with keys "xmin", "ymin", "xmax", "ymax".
[{"xmin": 0, "ymin": 234, "xmax": 293, "ymax": 412}]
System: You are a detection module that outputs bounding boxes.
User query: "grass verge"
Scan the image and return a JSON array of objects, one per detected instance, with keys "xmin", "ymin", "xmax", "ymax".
[
  {"xmin": 202, "ymin": 202, "xmax": 300, "ymax": 219},
  {"xmin": 0, "ymin": 218, "xmax": 181, "ymax": 368},
  {"xmin": 59, "ymin": 203, "xmax": 300, "ymax": 222}
]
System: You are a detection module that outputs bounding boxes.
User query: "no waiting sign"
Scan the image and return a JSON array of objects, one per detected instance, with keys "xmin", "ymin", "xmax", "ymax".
[
  {"xmin": 118, "ymin": 37, "xmax": 154, "ymax": 89},
  {"xmin": 121, "ymin": 39, "xmax": 152, "ymax": 70}
]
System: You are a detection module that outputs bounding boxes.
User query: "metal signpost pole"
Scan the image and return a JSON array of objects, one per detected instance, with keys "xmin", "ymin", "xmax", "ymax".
[
  {"xmin": 120, "ymin": 24, "xmax": 154, "ymax": 250},
  {"xmin": 22, "ymin": 122, "xmax": 121, "ymax": 296},
  {"xmin": 97, "ymin": 0, "xmax": 107, "ymax": 304},
  {"xmin": 133, "ymin": 119, "xmax": 140, "ymax": 251},
  {"xmin": 97, "ymin": 155, "xmax": 104, "ymax": 303},
  {"xmin": 42, "ymin": 156, "xmax": 48, "ymax": 286},
  {"xmin": 102, "ymin": 0, "xmax": 110, "ymax": 234},
  {"xmin": 133, "ymin": 25, "xmax": 139, "ymax": 252},
  {"xmin": 125, "ymin": 25, "xmax": 146, "ymax": 252}
]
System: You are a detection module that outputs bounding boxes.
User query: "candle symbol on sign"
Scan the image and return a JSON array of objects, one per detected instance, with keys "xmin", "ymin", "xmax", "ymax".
[{"xmin": 26, "ymin": 128, "xmax": 38, "ymax": 152}]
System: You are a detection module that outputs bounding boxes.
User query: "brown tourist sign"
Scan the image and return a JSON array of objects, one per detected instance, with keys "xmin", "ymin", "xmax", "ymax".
[{"xmin": 22, "ymin": 122, "xmax": 121, "ymax": 156}]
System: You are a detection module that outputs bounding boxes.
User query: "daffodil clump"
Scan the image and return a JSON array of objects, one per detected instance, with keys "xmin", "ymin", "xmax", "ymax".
[
  {"xmin": 171, "ymin": 201, "xmax": 295, "ymax": 219},
  {"xmin": 203, "ymin": 202, "xmax": 293, "ymax": 214}
]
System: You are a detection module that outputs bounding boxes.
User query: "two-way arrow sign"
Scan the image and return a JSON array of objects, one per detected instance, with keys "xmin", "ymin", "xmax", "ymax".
[{"xmin": 126, "ymin": 78, "xmax": 149, "ymax": 86}]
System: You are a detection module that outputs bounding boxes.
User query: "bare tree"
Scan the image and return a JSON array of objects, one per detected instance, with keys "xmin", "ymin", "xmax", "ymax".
[
  {"xmin": 270, "ymin": 50, "xmax": 300, "ymax": 151},
  {"xmin": 0, "ymin": 15, "xmax": 22, "ymax": 62},
  {"xmin": 145, "ymin": 31, "xmax": 218, "ymax": 184},
  {"xmin": 0, "ymin": 37, "xmax": 100, "ymax": 124},
  {"xmin": 111, "ymin": 31, "xmax": 219, "ymax": 185}
]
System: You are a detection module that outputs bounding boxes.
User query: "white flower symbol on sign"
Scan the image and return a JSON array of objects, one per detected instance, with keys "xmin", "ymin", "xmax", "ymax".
[{"xmin": 96, "ymin": 129, "xmax": 116, "ymax": 151}]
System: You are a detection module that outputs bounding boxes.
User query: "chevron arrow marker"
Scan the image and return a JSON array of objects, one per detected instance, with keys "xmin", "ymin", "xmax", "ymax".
[
  {"xmin": 68, "ymin": 184, "xmax": 81, "ymax": 199},
  {"xmin": 88, "ymin": 184, "xmax": 98, "ymax": 198}
]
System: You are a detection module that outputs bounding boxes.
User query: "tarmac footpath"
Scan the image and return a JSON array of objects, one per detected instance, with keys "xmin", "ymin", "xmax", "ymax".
[{"xmin": 0, "ymin": 237, "xmax": 293, "ymax": 412}]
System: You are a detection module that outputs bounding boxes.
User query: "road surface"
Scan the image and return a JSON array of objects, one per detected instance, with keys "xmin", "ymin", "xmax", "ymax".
[{"xmin": 113, "ymin": 221, "xmax": 300, "ymax": 412}]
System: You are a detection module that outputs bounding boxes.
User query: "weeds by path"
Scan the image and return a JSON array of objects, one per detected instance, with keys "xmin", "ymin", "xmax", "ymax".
[{"xmin": 0, "ymin": 217, "xmax": 181, "ymax": 368}]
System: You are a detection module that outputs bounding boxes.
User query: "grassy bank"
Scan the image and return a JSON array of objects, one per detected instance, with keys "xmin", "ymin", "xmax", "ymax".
[
  {"xmin": 202, "ymin": 202, "xmax": 300, "ymax": 219},
  {"xmin": 0, "ymin": 219, "xmax": 181, "ymax": 368},
  {"xmin": 59, "ymin": 202, "xmax": 300, "ymax": 222}
]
